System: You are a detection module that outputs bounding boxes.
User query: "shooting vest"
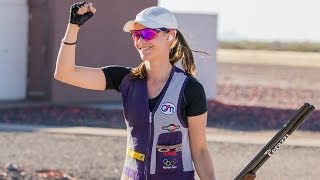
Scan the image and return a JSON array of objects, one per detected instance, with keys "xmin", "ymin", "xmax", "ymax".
[{"xmin": 119, "ymin": 66, "xmax": 195, "ymax": 180}]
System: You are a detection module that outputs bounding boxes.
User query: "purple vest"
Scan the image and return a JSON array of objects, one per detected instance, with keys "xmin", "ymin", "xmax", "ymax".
[{"xmin": 119, "ymin": 66, "xmax": 195, "ymax": 180}]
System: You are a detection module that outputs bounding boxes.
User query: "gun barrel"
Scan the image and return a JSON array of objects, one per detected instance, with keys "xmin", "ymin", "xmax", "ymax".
[{"xmin": 234, "ymin": 103, "xmax": 315, "ymax": 180}]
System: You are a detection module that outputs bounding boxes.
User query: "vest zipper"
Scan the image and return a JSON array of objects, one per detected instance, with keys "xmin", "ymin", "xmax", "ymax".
[{"xmin": 145, "ymin": 112, "xmax": 152, "ymax": 180}]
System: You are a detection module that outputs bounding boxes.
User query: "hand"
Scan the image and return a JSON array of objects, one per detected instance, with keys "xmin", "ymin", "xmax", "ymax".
[{"xmin": 69, "ymin": 1, "xmax": 96, "ymax": 26}]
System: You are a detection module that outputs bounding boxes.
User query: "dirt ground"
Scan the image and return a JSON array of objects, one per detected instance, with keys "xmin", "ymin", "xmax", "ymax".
[
  {"xmin": 216, "ymin": 49, "xmax": 320, "ymax": 109},
  {"xmin": 217, "ymin": 50, "xmax": 320, "ymax": 90},
  {"xmin": 1, "ymin": 49, "xmax": 319, "ymax": 179},
  {"xmin": 0, "ymin": 130, "xmax": 320, "ymax": 180},
  {"xmin": 217, "ymin": 49, "xmax": 320, "ymax": 68}
]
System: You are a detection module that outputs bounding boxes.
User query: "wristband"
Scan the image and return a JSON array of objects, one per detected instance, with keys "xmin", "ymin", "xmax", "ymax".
[{"xmin": 61, "ymin": 39, "xmax": 77, "ymax": 45}]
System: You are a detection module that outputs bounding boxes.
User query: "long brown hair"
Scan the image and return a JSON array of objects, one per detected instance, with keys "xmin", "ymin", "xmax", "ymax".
[{"xmin": 130, "ymin": 30, "xmax": 206, "ymax": 79}]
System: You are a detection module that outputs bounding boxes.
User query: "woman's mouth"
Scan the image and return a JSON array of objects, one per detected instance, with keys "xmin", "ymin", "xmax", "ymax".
[{"xmin": 139, "ymin": 46, "xmax": 152, "ymax": 51}]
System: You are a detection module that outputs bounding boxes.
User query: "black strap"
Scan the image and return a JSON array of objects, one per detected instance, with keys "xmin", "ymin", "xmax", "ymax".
[{"xmin": 62, "ymin": 40, "xmax": 77, "ymax": 45}]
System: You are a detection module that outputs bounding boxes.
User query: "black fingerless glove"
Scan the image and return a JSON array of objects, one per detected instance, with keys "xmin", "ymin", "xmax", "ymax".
[{"xmin": 69, "ymin": 2, "xmax": 94, "ymax": 26}]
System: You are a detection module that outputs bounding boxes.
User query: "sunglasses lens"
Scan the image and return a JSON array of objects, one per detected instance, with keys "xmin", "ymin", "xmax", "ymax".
[
  {"xmin": 140, "ymin": 29, "xmax": 157, "ymax": 40},
  {"xmin": 131, "ymin": 31, "xmax": 140, "ymax": 41},
  {"xmin": 131, "ymin": 29, "xmax": 158, "ymax": 41}
]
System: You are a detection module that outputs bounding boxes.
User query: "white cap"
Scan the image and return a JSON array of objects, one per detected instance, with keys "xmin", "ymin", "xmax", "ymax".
[{"xmin": 123, "ymin": 6, "xmax": 178, "ymax": 32}]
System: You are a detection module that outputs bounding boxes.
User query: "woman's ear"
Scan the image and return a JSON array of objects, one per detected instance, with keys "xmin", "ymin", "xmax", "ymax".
[{"xmin": 167, "ymin": 30, "xmax": 177, "ymax": 41}]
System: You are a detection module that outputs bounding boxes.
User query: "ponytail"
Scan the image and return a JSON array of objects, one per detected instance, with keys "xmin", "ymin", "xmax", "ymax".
[{"xmin": 169, "ymin": 30, "xmax": 195, "ymax": 77}]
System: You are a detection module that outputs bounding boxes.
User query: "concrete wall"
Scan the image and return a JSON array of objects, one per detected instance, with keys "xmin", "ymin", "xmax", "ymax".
[
  {"xmin": 26, "ymin": 1, "xmax": 217, "ymax": 103},
  {"xmin": 27, "ymin": 0, "xmax": 157, "ymax": 102},
  {"xmin": 175, "ymin": 13, "xmax": 218, "ymax": 100},
  {"xmin": 0, "ymin": 0, "xmax": 28, "ymax": 100},
  {"xmin": 27, "ymin": 0, "xmax": 52, "ymax": 100}
]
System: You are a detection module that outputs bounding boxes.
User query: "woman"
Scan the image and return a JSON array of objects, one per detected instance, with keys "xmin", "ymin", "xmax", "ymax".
[{"xmin": 54, "ymin": 2, "xmax": 216, "ymax": 180}]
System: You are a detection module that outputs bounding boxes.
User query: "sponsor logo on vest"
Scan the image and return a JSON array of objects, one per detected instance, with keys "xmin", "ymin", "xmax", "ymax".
[
  {"xmin": 158, "ymin": 145, "xmax": 182, "ymax": 156},
  {"xmin": 162, "ymin": 124, "xmax": 180, "ymax": 132},
  {"xmin": 163, "ymin": 159, "xmax": 177, "ymax": 169},
  {"xmin": 164, "ymin": 150, "xmax": 177, "ymax": 156},
  {"xmin": 264, "ymin": 134, "xmax": 289, "ymax": 157},
  {"xmin": 160, "ymin": 102, "xmax": 176, "ymax": 115}
]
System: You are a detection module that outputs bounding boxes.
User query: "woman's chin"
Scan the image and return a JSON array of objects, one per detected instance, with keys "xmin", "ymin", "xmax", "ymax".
[
  {"xmin": 140, "ymin": 49, "xmax": 154, "ymax": 57},
  {"xmin": 140, "ymin": 54, "xmax": 152, "ymax": 61}
]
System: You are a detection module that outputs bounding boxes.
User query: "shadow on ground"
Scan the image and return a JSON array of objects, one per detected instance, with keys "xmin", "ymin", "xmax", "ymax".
[
  {"xmin": 0, "ymin": 101, "xmax": 318, "ymax": 132},
  {"xmin": 207, "ymin": 100, "xmax": 319, "ymax": 131}
]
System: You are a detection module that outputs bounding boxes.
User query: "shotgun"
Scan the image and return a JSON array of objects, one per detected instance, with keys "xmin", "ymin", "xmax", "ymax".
[{"xmin": 235, "ymin": 103, "xmax": 315, "ymax": 180}]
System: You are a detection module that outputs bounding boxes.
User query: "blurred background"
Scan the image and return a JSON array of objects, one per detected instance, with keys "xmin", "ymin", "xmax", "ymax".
[{"xmin": 0, "ymin": 0, "xmax": 319, "ymax": 179}]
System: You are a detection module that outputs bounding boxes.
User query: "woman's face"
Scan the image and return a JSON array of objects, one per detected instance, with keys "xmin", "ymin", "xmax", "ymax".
[{"xmin": 131, "ymin": 23, "xmax": 173, "ymax": 62}]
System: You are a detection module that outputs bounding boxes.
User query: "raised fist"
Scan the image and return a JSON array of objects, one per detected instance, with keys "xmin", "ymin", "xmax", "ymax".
[{"xmin": 69, "ymin": 2, "xmax": 96, "ymax": 26}]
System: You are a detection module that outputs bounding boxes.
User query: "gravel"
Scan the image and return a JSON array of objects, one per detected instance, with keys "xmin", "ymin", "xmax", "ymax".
[
  {"xmin": 1, "ymin": 132, "xmax": 320, "ymax": 180},
  {"xmin": 0, "ymin": 132, "xmax": 125, "ymax": 180}
]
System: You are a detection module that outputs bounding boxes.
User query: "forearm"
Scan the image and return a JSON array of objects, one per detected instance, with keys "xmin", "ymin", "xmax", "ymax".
[
  {"xmin": 54, "ymin": 23, "xmax": 80, "ymax": 79},
  {"xmin": 193, "ymin": 149, "xmax": 216, "ymax": 180}
]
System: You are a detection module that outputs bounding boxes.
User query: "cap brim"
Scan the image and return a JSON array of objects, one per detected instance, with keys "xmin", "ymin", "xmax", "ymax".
[
  {"xmin": 123, "ymin": 19, "xmax": 163, "ymax": 32},
  {"xmin": 123, "ymin": 20, "xmax": 136, "ymax": 32}
]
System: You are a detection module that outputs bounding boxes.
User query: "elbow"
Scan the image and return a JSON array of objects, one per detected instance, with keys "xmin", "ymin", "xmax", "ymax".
[
  {"xmin": 54, "ymin": 67, "xmax": 76, "ymax": 83},
  {"xmin": 54, "ymin": 70, "xmax": 65, "ymax": 82},
  {"xmin": 191, "ymin": 146, "xmax": 211, "ymax": 159},
  {"xmin": 54, "ymin": 64, "xmax": 73, "ymax": 82}
]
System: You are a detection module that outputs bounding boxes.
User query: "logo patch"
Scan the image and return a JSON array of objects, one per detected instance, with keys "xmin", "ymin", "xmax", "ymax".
[
  {"xmin": 163, "ymin": 150, "xmax": 177, "ymax": 156},
  {"xmin": 163, "ymin": 159, "xmax": 177, "ymax": 169},
  {"xmin": 162, "ymin": 124, "xmax": 180, "ymax": 132},
  {"xmin": 157, "ymin": 145, "xmax": 182, "ymax": 156},
  {"xmin": 160, "ymin": 102, "xmax": 176, "ymax": 115}
]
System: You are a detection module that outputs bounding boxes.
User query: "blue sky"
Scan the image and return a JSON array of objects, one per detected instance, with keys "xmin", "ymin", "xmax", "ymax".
[{"xmin": 159, "ymin": 0, "xmax": 320, "ymax": 42}]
